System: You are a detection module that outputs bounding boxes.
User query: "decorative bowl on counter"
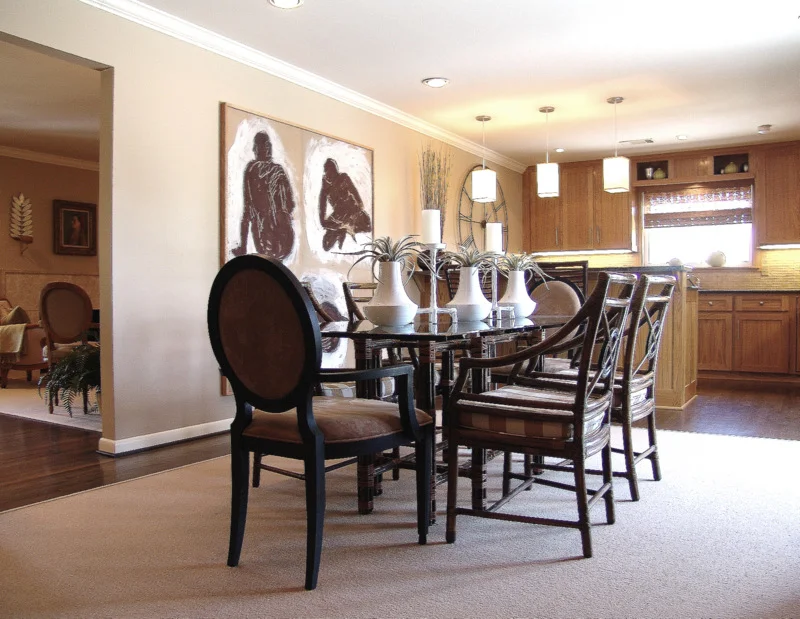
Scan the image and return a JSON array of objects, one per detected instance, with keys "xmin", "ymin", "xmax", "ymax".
[{"xmin": 706, "ymin": 251, "xmax": 726, "ymax": 267}]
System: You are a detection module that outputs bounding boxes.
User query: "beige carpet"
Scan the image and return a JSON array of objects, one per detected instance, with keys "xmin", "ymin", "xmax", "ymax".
[
  {"xmin": 0, "ymin": 373, "xmax": 101, "ymax": 432},
  {"xmin": 1, "ymin": 429, "xmax": 798, "ymax": 618}
]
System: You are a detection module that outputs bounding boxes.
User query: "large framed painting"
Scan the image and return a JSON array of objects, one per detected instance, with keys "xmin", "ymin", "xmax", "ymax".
[
  {"xmin": 53, "ymin": 200, "xmax": 97, "ymax": 256},
  {"xmin": 219, "ymin": 103, "xmax": 374, "ymax": 390}
]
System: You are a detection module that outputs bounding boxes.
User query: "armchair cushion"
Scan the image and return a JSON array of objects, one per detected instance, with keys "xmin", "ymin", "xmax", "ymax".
[
  {"xmin": 0, "ymin": 305, "xmax": 30, "ymax": 325},
  {"xmin": 244, "ymin": 397, "xmax": 432, "ymax": 444}
]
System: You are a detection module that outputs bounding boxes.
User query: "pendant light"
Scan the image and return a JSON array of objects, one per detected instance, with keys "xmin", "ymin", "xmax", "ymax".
[
  {"xmin": 536, "ymin": 106, "xmax": 559, "ymax": 198},
  {"xmin": 471, "ymin": 115, "xmax": 496, "ymax": 203},
  {"xmin": 603, "ymin": 96, "xmax": 630, "ymax": 193}
]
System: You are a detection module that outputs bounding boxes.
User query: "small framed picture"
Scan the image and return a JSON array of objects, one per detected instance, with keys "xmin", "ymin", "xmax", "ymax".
[{"xmin": 53, "ymin": 200, "xmax": 97, "ymax": 256}]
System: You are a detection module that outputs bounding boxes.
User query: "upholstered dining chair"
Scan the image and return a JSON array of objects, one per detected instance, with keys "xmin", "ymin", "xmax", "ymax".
[
  {"xmin": 445, "ymin": 271, "xmax": 637, "ymax": 558},
  {"xmin": 39, "ymin": 282, "xmax": 95, "ymax": 413},
  {"xmin": 207, "ymin": 254, "xmax": 432, "ymax": 590}
]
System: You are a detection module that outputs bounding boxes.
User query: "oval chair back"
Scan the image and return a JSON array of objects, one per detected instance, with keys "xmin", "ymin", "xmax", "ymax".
[{"xmin": 39, "ymin": 282, "xmax": 93, "ymax": 346}]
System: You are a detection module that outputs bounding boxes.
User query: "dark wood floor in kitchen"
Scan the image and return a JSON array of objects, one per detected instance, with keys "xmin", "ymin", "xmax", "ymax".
[{"xmin": 2, "ymin": 382, "xmax": 799, "ymax": 512}]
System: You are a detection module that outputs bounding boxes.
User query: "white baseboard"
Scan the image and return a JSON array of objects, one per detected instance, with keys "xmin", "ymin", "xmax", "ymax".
[{"xmin": 97, "ymin": 418, "xmax": 231, "ymax": 455}]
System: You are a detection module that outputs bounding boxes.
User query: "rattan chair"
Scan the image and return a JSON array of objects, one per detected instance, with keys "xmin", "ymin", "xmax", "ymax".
[
  {"xmin": 538, "ymin": 274, "xmax": 676, "ymax": 500},
  {"xmin": 445, "ymin": 271, "xmax": 637, "ymax": 558},
  {"xmin": 208, "ymin": 254, "xmax": 432, "ymax": 590}
]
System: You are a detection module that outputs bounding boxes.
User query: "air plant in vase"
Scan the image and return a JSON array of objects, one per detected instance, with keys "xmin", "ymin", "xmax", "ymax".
[
  {"xmin": 439, "ymin": 244, "xmax": 498, "ymax": 321},
  {"xmin": 338, "ymin": 235, "xmax": 426, "ymax": 326},
  {"xmin": 496, "ymin": 253, "xmax": 550, "ymax": 318}
]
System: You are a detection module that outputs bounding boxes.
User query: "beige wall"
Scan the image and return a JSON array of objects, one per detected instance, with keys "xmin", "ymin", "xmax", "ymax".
[
  {"xmin": 0, "ymin": 1, "xmax": 522, "ymax": 451},
  {"xmin": 0, "ymin": 155, "xmax": 99, "ymax": 317}
]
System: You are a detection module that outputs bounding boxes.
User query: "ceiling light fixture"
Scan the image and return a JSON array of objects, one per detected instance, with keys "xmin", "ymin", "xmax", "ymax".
[
  {"xmin": 471, "ymin": 115, "xmax": 496, "ymax": 203},
  {"xmin": 676, "ymin": 134, "xmax": 689, "ymax": 141},
  {"xmin": 757, "ymin": 124, "xmax": 772, "ymax": 134},
  {"xmin": 603, "ymin": 96, "xmax": 630, "ymax": 194},
  {"xmin": 536, "ymin": 106, "xmax": 559, "ymax": 198},
  {"xmin": 421, "ymin": 77, "xmax": 449, "ymax": 88},
  {"xmin": 555, "ymin": 147, "xmax": 565, "ymax": 153},
  {"xmin": 269, "ymin": 0, "xmax": 303, "ymax": 8}
]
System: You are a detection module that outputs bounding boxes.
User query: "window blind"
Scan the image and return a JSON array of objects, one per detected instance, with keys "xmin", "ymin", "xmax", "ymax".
[{"xmin": 643, "ymin": 184, "xmax": 753, "ymax": 229}]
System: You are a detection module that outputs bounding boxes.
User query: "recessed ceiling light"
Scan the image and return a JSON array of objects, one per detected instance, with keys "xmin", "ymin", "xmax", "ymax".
[
  {"xmin": 757, "ymin": 124, "xmax": 772, "ymax": 134},
  {"xmin": 676, "ymin": 134, "xmax": 689, "ymax": 140},
  {"xmin": 269, "ymin": 0, "xmax": 303, "ymax": 8},
  {"xmin": 421, "ymin": 77, "xmax": 449, "ymax": 88},
  {"xmin": 555, "ymin": 148, "xmax": 565, "ymax": 153}
]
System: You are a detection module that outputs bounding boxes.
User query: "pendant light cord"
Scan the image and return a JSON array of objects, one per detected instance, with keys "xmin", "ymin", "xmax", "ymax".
[
  {"xmin": 481, "ymin": 119, "xmax": 486, "ymax": 169},
  {"xmin": 613, "ymin": 101, "xmax": 619, "ymax": 157},
  {"xmin": 545, "ymin": 110, "xmax": 550, "ymax": 164}
]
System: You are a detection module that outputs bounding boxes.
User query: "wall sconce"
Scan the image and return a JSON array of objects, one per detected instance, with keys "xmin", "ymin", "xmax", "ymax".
[{"xmin": 9, "ymin": 193, "xmax": 33, "ymax": 255}]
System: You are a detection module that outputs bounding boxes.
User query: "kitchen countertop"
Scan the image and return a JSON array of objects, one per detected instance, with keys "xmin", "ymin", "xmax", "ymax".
[
  {"xmin": 699, "ymin": 289, "xmax": 800, "ymax": 294},
  {"xmin": 587, "ymin": 265, "xmax": 693, "ymax": 273}
]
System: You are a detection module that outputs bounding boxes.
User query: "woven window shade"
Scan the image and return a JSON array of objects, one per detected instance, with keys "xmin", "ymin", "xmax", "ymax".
[{"xmin": 643, "ymin": 184, "xmax": 753, "ymax": 229}]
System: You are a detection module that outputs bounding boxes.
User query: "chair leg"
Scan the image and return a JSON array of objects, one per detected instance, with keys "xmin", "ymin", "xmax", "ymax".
[
  {"xmin": 83, "ymin": 389, "xmax": 89, "ymax": 414},
  {"xmin": 252, "ymin": 452, "xmax": 262, "ymax": 488},
  {"xmin": 391, "ymin": 446, "xmax": 401, "ymax": 480},
  {"xmin": 26, "ymin": 370, "xmax": 32, "ymax": 382},
  {"xmin": 303, "ymin": 450, "xmax": 326, "ymax": 591},
  {"xmin": 445, "ymin": 431, "xmax": 460, "ymax": 544},
  {"xmin": 502, "ymin": 451, "xmax": 512, "ymax": 497},
  {"xmin": 573, "ymin": 455, "xmax": 592, "ymax": 559},
  {"xmin": 357, "ymin": 454, "xmax": 375, "ymax": 514},
  {"xmin": 227, "ymin": 442, "xmax": 250, "ymax": 568},
  {"xmin": 0, "ymin": 366, "xmax": 8, "ymax": 389},
  {"xmin": 601, "ymin": 441, "xmax": 616, "ymax": 525},
  {"xmin": 415, "ymin": 427, "xmax": 432, "ymax": 545},
  {"xmin": 621, "ymin": 417, "xmax": 640, "ymax": 501},
  {"xmin": 647, "ymin": 413, "xmax": 662, "ymax": 482}
]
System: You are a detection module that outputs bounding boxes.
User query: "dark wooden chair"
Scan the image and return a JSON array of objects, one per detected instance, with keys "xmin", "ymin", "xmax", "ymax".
[
  {"xmin": 540, "ymin": 274, "xmax": 676, "ymax": 500},
  {"xmin": 39, "ymin": 282, "xmax": 95, "ymax": 414},
  {"xmin": 207, "ymin": 254, "xmax": 432, "ymax": 590},
  {"xmin": 445, "ymin": 271, "xmax": 637, "ymax": 558},
  {"xmin": 527, "ymin": 260, "xmax": 589, "ymax": 297}
]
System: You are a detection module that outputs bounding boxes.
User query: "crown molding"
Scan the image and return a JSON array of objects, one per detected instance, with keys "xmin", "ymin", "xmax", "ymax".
[
  {"xmin": 78, "ymin": 0, "xmax": 526, "ymax": 174},
  {"xmin": 0, "ymin": 145, "xmax": 99, "ymax": 171}
]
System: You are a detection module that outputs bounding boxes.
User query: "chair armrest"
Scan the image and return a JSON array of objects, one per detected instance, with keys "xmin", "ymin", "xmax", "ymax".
[{"xmin": 318, "ymin": 363, "xmax": 413, "ymax": 384}]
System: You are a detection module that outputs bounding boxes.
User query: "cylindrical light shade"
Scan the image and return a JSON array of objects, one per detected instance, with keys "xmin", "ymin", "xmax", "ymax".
[
  {"xmin": 603, "ymin": 156, "xmax": 630, "ymax": 193},
  {"xmin": 485, "ymin": 222, "xmax": 503, "ymax": 253},
  {"xmin": 536, "ymin": 162, "xmax": 560, "ymax": 198},
  {"xmin": 421, "ymin": 209, "xmax": 441, "ymax": 244},
  {"xmin": 471, "ymin": 168, "xmax": 496, "ymax": 203}
]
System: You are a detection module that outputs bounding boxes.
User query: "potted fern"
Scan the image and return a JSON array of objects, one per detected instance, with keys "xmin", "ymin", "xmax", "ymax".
[
  {"xmin": 439, "ymin": 245, "xmax": 497, "ymax": 321},
  {"xmin": 38, "ymin": 344, "xmax": 100, "ymax": 416},
  {"xmin": 497, "ymin": 253, "xmax": 549, "ymax": 318},
  {"xmin": 340, "ymin": 235, "xmax": 424, "ymax": 326}
]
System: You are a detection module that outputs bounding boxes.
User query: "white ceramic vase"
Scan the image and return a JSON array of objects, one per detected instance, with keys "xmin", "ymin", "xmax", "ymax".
[
  {"xmin": 446, "ymin": 266, "xmax": 492, "ymax": 322},
  {"xmin": 363, "ymin": 261, "xmax": 418, "ymax": 326},
  {"xmin": 499, "ymin": 270, "xmax": 536, "ymax": 318}
]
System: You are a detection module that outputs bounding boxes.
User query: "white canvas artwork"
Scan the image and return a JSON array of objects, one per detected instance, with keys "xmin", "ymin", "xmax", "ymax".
[{"xmin": 221, "ymin": 104, "xmax": 375, "ymax": 385}]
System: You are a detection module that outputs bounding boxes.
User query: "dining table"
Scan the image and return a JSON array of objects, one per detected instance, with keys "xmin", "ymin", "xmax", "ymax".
[{"xmin": 321, "ymin": 313, "xmax": 571, "ymax": 518}]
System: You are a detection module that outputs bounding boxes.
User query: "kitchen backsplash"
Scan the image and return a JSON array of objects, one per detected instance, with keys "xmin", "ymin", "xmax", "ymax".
[{"xmin": 538, "ymin": 249, "xmax": 799, "ymax": 291}]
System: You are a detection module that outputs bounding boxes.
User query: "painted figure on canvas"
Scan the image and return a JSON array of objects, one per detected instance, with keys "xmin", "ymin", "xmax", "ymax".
[
  {"xmin": 64, "ymin": 212, "xmax": 88, "ymax": 248},
  {"xmin": 318, "ymin": 158, "xmax": 372, "ymax": 252},
  {"xmin": 232, "ymin": 131, "xmax": 296, "ymax": 259}
]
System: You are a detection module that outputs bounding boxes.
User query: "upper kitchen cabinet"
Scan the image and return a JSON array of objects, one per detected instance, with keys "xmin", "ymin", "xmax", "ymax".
[
  {"xmin": 753, "ymin": 142, "xmax": 800, "ymax": 247},
  {"xmin": 525, "ymin": 160, "xmax": 634, "ymax": 253}
]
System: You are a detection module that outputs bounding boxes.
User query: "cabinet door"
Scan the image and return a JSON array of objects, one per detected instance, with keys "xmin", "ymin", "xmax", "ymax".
[
  {"xmin": 697, "ymin": 312, "xmax": 733, "ymax": 371},
  {"xmin": 559, "ymin": 163, "xmax": 593, "ymax": 250},
  {"xmin": 734, "ymin": 312, "xmax": 792, "ymax": 373},
  {"xmin": 529, "ymin": 191, "xmax": 561, "ymax": 251},
  {"xmin": 591, "ymin": 164, "xmax": 633, "ymax": 250},
  {"xmin": 755, "ymin": 143, "xmax": 800, "ymax": 246}
]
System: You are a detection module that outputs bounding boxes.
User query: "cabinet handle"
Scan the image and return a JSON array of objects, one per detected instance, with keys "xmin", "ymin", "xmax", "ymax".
[
  {"xmin": 555, "ymin": 227, "xmax": 559, "ymax": 246},
  {"xmin": 596, "ymin": 227, "xmax": 600, "ymax": 244},
  {"xmin": 759, "ymin": 301, "xmax": 764, "ymax": 306},
  {"xmin": 708, "ymin": 301, "xmax": 713, "ymax": 306}
]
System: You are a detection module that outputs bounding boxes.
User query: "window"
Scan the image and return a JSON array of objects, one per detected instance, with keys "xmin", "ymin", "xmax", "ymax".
[{"xmin": 642, "ymin": 184, "xmax": 753, "ymax": 267}]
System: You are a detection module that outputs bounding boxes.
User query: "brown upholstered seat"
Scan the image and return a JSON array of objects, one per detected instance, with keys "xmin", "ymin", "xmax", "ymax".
[
  {"xmin": 445, "ymin": 271, "xmax": 637, "ymax": 559},
  {"xmin": 39, "ymin": 283, "xmax": 95, "ymax": 413},
  {"xmin": 0, "ymin": 300, "xmax": 48, "ymax": 388},
  {"xmin": 208, "ymin": 254, "xmax": 433, "ymax": 591}
]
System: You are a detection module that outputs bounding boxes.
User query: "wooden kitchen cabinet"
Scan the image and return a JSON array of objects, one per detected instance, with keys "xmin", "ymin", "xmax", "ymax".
[
  {"xmin": 753, "ymin": 143, "xmax": 800, "ymax": 246},
  {"xmin": 525, "ymin": 160, "xmax": 634, "ymax": 253},
  {"xmin": 698, "ymin": 292, "xmax": 794, "ymax": 374}
]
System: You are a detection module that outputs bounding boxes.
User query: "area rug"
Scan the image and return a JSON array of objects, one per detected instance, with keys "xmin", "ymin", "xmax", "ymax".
[
  {"xmin": 0, "ymin": 375, "xmax": 101, "ymax": 432},
  {"xmin": 1, "ymin": 429, "xmax": 798, "ymax": 618}
]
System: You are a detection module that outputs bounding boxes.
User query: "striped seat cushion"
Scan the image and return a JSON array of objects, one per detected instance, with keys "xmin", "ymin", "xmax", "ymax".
[
  {"xmin": 244, "ymin": 397, "xmax": 433, "ymax": 444},
  {"xmin": 455, "ymin": 384, "xmax": 611, "ymax": 449}
]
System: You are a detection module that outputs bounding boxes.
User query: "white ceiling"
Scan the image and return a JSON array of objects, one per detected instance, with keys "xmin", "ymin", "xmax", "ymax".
[{"xmin": 1, "ymin": 0, "xmax": 798, "ymax": 166}]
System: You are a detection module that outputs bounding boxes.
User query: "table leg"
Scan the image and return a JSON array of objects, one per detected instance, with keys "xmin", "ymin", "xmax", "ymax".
[
  {"xmin": 354, "ymin": 340, "xmax": 377, "ymax": 515},
  {"xmin": 418, "ymin": 340, "xmax": 437, "ymax": 523}
]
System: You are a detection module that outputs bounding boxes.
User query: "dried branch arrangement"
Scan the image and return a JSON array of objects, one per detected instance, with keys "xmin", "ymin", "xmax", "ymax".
[{"xmin": 419, "ymin": 143, "xmax": 453, "ymax": 231}]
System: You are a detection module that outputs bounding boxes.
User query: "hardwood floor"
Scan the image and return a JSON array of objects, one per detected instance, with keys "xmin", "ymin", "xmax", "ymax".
[{"xmin": 2, "ymin": 382, "xmax": 799, "ymax": 512}]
